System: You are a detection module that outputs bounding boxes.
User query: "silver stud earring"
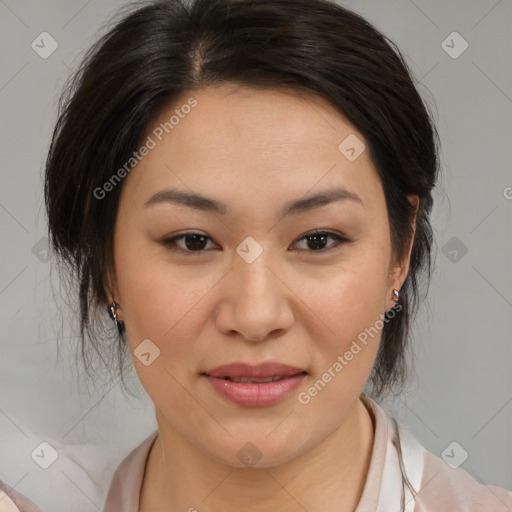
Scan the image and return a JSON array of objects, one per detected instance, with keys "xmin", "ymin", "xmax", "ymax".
[
  {"xmin": 392, "ymin": 289, "xmax": 400, "ymax": 303},
  {"xmin": 107, "ymin": 301, "xmax": 125, "ymax": 335}
]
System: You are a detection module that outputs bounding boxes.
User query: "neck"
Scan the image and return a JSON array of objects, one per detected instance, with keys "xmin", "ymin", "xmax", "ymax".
[{"xmin": 140, "ymin": 397, "xmax": 375, "ymax": 512}]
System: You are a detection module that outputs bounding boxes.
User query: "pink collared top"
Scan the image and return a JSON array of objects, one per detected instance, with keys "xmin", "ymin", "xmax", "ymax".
[
  {"xmin": 2, "ymin": 396, "xmax": 512, "ymax": 511},
  {"xmin": 101, "ymin": 395, "xmax": 512, "ymax": 511}
]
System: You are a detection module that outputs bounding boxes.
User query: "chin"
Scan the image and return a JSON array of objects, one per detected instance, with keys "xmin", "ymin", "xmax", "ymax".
[{"xmin": 201, "ymin": 431, "xmax": 316, "ymax": 470}]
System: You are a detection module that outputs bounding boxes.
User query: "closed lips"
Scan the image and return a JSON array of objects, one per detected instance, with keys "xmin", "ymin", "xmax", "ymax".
[
  {"xmin": 202, "ymin": 363, "xmax": 308, "ymax": 407},
  {"xmin": 202, "ymin": 362, "xmax": 308, "ymax": 381},
  {"xmin": 218, "ymin": 374, "xmax": 307, "ymax": 383}
]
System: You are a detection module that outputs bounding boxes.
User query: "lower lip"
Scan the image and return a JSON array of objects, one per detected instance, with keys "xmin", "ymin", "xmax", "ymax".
[{"xmin": 203, "ymin": 373, "xmax": 306, "ymax": 407}]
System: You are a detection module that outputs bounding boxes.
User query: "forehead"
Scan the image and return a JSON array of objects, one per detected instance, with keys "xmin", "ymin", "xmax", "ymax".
[
  {"xmin": 120, "ymin": 84, "xmax": 383, "ymax": 210},
  {"xmin": 160, "ymin": 83, "xmax": 357, "ymax": 150}
]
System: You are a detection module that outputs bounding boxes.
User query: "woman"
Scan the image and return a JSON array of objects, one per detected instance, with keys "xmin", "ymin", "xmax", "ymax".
[{"xmin": 1, "ymin": 0, "xmax": 511, "ymax": 510}]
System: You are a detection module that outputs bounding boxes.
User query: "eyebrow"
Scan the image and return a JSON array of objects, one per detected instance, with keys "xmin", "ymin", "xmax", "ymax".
[{"xmin": 143, "ymin": 186, "xmax": 364, "ymax": 217}]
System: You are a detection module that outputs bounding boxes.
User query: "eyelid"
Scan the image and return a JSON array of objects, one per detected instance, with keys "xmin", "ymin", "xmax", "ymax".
[
  {"xmin": 292, "ymin": 229, "xmax": 351, "ymax": 253},
  {"xmin": 160, "ymin": 229, "xmax": 352, "ymax": 255},
  {"xmin": 161, "ymin": 231, "xmax": 218, "ymax": 255}
]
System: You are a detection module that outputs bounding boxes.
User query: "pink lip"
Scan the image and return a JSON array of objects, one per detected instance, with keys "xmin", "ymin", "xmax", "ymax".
[
  {"xmin": 203, "ymin": 373, "xmax": 307, "ymax": 407},
  {"xmin": 202, "ymin": 362, "xmax": 307, "ymax": 407},
  {"xmin": 203, "ymin": 361, "xmax": 306, "ymax": 379}
]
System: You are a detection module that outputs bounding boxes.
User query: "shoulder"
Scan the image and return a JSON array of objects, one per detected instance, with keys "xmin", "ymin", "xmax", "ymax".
[
  {"xmin": 0, "ymin": 481, "xmax": 44, "ymax": 512},
  {"xmin": 414, "ymin": 448, "xmax": 512, "ymax": 511},
  {"xmin": 363, "ymin": 396, "xmax": 512, "ymax": 512},
  {"xmin": 102, "ymin": 430, "xmax": 159, "ymax": 511},
  {"xmin": 393, "ymin": 418, "xmax": 512, "ymax": 512}
]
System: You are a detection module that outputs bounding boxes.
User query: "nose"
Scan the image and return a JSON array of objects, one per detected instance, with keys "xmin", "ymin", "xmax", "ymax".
[{"xmin": 214, "ymin": 245, "xmax": 295, "ymax": 342}]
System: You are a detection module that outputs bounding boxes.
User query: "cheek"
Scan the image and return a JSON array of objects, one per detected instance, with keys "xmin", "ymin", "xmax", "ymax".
[
  {"xmin": 114, "ymin": 243, "xmax": 215, "ymax": 372},
  {"xmin": 113, "ymin": 226, "xmax": 175, "ymax": 342},
  {"xmin": 303, "ymin": 245, "xmax": 390, "ymax": 343},
  {"xmin": 114, "ymin": 254, "xmax": 207, "ymax": 409},
  {"xmin": 294, "ymin": 269, "xmax": 387, "ymax": 428},
  {"xmin": 119, "ymin": 264, "xmax": 200, "ymax": 345},
  {"xmin": 311, "ymin": 277, "xmax": 385, "ymax": 382},
  {"xmin": 298, "ymin": 242, "xmax": 390, "ymax": 388}
]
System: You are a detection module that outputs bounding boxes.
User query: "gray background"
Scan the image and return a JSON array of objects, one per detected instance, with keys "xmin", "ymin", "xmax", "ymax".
[{"xmin": 0, "ymin": 0, "xmax": 511, "ymax": 510}]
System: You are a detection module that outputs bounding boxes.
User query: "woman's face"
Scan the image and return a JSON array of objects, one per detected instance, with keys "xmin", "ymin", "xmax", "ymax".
[{"xmin": 112, "ymin": 83, "xmax": 415, "ymax": 467}]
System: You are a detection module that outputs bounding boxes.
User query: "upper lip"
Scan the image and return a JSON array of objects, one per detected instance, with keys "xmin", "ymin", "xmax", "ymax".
[{"xmin": 203, "ymin": 362, "xmax": 307, "ymax": 379}]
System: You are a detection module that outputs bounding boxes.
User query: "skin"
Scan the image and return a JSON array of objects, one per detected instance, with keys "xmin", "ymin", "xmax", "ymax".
[{"xmin": 108, "ymin": 83, "xmax": 418, "ymax": 512}]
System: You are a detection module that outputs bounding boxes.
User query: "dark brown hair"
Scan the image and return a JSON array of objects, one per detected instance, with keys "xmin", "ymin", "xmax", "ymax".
[{"xmin": 44, "ymin": 0, "xmax": 440, "ymax": 401}]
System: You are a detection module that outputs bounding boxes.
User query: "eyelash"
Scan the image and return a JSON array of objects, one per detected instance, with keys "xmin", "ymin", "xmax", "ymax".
[{"xmin": 160, "ymin": 230, "xmax": 351, "ymax": 255}]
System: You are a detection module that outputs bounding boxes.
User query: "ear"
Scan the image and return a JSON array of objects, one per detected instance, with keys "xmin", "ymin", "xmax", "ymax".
[
  {"xmin": 386, "ymin": 194, "xmax": 419, "ymax": 311},
  {"xmin": 104, "ymin": 267, "xmax": 122, "ymax": 319}
]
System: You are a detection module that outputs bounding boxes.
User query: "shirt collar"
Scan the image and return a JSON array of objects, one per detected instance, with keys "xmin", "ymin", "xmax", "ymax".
[{"xmin": 103, "ymin": 395, "xmax": 418, "ymax": 511}]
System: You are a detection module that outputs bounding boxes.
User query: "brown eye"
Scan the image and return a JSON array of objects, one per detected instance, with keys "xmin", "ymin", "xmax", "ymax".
[
  {"xmin": 293, "ymin": 230, "xmax": 350, "ymax": 253},
  {"xmin": 161, "ymin": 232, "xmax": 217, "ymax": 254},
  {"xmin": 161, "ymin": 230, "xmax": 350, "ymax": 255}
]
